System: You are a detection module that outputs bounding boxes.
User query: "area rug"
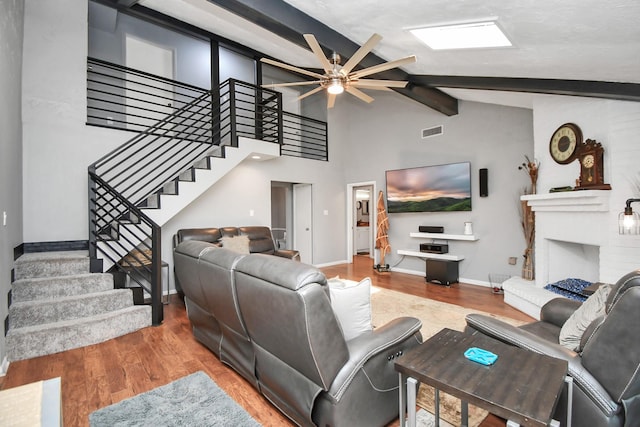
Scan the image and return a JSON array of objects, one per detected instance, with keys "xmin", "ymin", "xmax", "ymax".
[
  {"xmin": 89, "ymin": 371, "xmax": 261, "ymax": 426},
  {"xmin": 371, "ymin": 287, "xmax": 526, "ymax": 427}
]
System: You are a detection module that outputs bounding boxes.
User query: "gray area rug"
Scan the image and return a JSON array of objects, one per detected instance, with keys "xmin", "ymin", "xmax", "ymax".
[{"xmin": 89, "ymin": 371, "xmax": 261, "ymax": 426}]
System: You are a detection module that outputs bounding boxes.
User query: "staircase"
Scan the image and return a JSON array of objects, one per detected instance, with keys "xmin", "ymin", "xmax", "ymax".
[{"xmin": 6, "ymin": 251, "xmax": 151, "ymax": 361}]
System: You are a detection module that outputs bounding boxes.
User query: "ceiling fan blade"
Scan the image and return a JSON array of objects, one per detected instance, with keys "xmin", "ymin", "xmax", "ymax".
[
  {"xmin": 261, "ymin": 57, "xmax": 325, "ymax": 80},
  {"xmin": 350, "ymin": 79, "xmax": 408, "ymax": 88},
  {"xmin": 340, "ymin": 33, "xmax": 383, "ymax": 76},
  {"xmin": 346, "ymin": 86, "xmax": 374, "ymax": 103},
  {"xmin": 297, "ymin": 85, "xmax": 325, "ymax": 101},
  {"xmin": 327, "ymin": 93, "xmax": 336, "ymax": 109},
  {"xmin": 262, "ymin": 81, "xmax": 322, "ymax": 89},
  {"xmin": 303, "ymin": 34, "xmax": 333, "ymax": 73},
  {"xmin": 349, "ymin": 55, "xmax": 417, "ymax": 79}
]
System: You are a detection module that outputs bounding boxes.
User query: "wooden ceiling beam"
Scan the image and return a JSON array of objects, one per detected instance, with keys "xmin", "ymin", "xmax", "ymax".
[{"xmin": 410, "ymin": 75, "xmax": 640, "ymax": 103}]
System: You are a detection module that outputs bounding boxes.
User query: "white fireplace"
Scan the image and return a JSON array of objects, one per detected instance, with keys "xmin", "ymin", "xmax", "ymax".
[{"xmin": 521, "ymin": 190, "xmax": 609, "ymax": 287}]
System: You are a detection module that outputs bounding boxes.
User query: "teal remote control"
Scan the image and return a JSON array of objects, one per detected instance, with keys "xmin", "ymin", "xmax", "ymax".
[{"xmin": 464, "ymin": 347, "xmax": 498, "ymax": 365}]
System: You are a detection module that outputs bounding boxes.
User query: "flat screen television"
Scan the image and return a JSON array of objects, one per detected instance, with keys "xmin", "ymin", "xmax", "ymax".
[{"xmin": 385, "ymin": 162, "xmax": 472, "ymax": 213}]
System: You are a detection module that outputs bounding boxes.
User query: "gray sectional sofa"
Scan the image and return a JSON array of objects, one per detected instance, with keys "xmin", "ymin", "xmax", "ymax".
[{"xmin": 174, "ymin": 240, "xmax": 423, "ymax": 427}]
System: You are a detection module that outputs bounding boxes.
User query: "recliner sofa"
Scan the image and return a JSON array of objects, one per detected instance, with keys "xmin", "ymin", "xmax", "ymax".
[
  {"xmin": 173, "ymin": 226, "xmax": 299, "ymax": 294},
  {"xmin": 174, "ymin": 240, "xmax": 423, "ymax": 427},
  {"xmin": 466, "ymin": 270, "xmax": 640, "ymax": 427}
]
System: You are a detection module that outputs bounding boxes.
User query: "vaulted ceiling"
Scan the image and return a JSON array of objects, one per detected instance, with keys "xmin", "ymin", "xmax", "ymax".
[{"xmin": 113, "ymin": 0, "xmax": 640, "ymax": 115}]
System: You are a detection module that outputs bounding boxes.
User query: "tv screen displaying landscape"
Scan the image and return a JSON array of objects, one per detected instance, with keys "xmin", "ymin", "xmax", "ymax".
[{"xmin": 385, "ymin": 162, "xmax": 472, "ymax": 213}]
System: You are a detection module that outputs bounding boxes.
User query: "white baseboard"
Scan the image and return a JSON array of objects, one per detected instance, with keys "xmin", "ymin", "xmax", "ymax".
[
  {"xmin": 0, "ymin": 356, "xmax": 9, "ymax": 376},
  {"xmin": 390, "ymin": 267, "xmax": 490, "ymax": 287},
  {"xmin": 313, "ymin": 259, "xmax": 350, "ymax": 268}
]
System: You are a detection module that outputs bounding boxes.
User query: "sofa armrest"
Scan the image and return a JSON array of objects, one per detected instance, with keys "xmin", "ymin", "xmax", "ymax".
[
  {"xmin": 540, "ymin": 298, "xmax": 583, "ymax": 327},
  {"xmin": 466, "ymin": 314, "xmax": 619, "ymax": 416},
  {"xmin": 273, "ymin": 249, "xmax": 301, "ymax": 261},
  {"xmin": 326, "ymin": 317, "xmax": 422, "ymax": 400}
]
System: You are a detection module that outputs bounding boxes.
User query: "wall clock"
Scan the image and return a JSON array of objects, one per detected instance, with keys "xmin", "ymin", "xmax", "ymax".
[
  {"xmin": 574, "ymin": 139, "xmax": 611, "ymax": 190},
  {"xmin": 549, "ymin": 123, "xmax": 582, "ymax": 164}
]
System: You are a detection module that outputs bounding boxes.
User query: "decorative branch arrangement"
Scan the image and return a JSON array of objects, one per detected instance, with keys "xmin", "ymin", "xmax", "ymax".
[
  {"xmin": 518, "ymin": 155, "xmax": 538, "ymax": 280},
  {"xmin": 518, "ymin": 155, "xmax": 540, "ymax": 195}
]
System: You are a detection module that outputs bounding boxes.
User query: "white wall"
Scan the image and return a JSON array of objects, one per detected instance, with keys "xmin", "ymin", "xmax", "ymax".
[
  {"xmin": 331, "ymin": 92, "xmax": 535, "ymax": 283},
  {"xmin": 0, "ymin": 0, "xmax": 25, "ymax": 366},
  {"xmin": 22, "ymin": 0, "xmax": 131, "ymax": 243},
  {"xmin": 531, "ymin": 96, "xmax": 640, "ymax": 282}
]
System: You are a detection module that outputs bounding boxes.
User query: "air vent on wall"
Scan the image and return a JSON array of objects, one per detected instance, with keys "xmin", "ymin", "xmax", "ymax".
[{"xmin": 421, "ymin": 125, "xmax": 443, "ymax": 139}]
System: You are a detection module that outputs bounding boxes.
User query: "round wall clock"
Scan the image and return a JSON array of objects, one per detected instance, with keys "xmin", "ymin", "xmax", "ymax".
[{"xmin": 549, "ymin": 123, "xmax": 582, "ymax": 164}]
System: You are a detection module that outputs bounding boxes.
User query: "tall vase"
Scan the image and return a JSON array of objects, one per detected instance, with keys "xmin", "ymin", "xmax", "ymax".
[{"xmin": 522, "ymin": 247, "xmax": 534, "ymax": 280}]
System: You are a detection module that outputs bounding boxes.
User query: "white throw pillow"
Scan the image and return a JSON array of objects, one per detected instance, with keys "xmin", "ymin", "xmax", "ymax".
[
  {"xmin": 328, "ymin": 277, "xmax": 373, "ymax": 341},
  {"xmin": 220, "ymin": 235, "xmax": 250, "ymax": 254},
  {"xmin": 559, "ymin": 284, "xmax": 612, "ymax": 351}
]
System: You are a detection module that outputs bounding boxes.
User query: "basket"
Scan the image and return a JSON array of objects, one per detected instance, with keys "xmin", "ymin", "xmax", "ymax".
[{"xmin": 488, "ymin": 273, "xmax": 511, "ymax": 294}]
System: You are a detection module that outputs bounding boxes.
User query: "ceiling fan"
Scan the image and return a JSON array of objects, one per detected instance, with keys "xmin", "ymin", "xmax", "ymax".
[{"xmin": 261, "ymin": 33, "xmax": 416, "ymax": 108}]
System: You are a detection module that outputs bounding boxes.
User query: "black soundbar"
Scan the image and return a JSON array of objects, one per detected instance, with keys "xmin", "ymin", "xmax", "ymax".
[{"xmin": 419, "ymin": 226, "xmax": 444, "ymax": 233}]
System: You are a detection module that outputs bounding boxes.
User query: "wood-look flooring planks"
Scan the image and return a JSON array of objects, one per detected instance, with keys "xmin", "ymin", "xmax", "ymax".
[{"xmin": 1, "ymin": 255, "xmax": 532, "ymax": 426}]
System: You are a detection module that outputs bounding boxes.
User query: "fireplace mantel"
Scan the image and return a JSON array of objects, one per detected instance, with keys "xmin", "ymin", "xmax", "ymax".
[{"xmin": 521, "ymin": 190, "xmax": 610, "ymax": 212}]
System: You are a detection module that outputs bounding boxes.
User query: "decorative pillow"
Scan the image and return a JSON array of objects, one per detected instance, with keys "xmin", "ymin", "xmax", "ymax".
[
  {"xmin": 544, "ymin": 278, "xmax": 591, "ymax": 302},
  {"xmin": 220, "ymin": 235, "xmax": 250, "ymax": 254},
  {"xmin": 328, "ymin": 277, "xmax": 373, "ymax": 341},
  {"xmin": 559, "ymin": 284, "xmax": 612, "ymax": 351}
]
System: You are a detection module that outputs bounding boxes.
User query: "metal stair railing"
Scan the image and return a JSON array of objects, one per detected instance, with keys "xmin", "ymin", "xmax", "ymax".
[
  {"xmin": 89, "ymin": 89, "xmax": 218, "ymax": 326},
  {"xmin": 88, "ymin": 62, "xmax": 328, "ymax": 326}
]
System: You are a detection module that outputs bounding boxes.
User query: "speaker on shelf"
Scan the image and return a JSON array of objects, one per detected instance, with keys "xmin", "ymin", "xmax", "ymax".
[
  {"xmin": 419, "ymin": 226, "xmax": 444, "ymax": 233},
  {"xmin": 479, "ymin": 168, "xmax": 488, "ymax": 197}
]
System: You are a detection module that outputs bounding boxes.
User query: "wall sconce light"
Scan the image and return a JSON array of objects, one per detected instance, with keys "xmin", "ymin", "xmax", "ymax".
[{"xmin": 618, "ymin": 198, "xmax": 640, "ymax": 234}]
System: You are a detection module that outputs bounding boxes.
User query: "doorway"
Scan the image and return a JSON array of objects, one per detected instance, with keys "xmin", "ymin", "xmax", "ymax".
[
  {"xmin": 346, "ymin": 181, "xmax": 377, "ymax": 263},
  {"xmin": 271, "ymin": 181, "xmax": 313, "ymax": 264}
]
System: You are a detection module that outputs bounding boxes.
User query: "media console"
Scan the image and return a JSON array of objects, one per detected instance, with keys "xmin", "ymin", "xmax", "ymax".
[{"xmin": 397, "ymin": 232, "xmax": 479, "ymax": 285}]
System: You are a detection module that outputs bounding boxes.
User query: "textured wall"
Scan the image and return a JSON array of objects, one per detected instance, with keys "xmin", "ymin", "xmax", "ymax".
[{"xmin": 0, "ymin": 0, "xmax": 25, "ymax": 368}]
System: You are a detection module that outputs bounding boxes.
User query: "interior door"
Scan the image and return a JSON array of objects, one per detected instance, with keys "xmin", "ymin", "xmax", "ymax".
[{"xmin": 293, "ymin": 183, "xmax": 313, "ymax": 264}]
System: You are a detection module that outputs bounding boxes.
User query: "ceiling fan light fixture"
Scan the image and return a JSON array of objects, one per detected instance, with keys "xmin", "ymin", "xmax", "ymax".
[
  {"xmin": 410, "ymin": 20, "xmax": 512, "ymax": 50},
  {"xmin": 327, "ymin": 78, "xmax": 344, "ymax": 95}
]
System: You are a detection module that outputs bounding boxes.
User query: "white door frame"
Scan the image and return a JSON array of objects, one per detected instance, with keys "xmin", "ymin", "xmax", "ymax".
[
  {"xmin": 346, "ymin": 181, "xmax": 378, "ymax": 264},
  {"xmin": 293, "ymin": 183, "xmax": 313, "ymax": 264}
]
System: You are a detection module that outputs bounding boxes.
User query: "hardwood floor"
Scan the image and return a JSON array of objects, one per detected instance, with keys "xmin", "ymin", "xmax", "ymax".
[{"xmin": 1, "ymin": 255, "xmax": 532, "ymax": 426}]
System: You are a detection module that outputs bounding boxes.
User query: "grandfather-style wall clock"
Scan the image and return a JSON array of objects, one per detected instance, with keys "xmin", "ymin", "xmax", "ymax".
[{"xmin": 574, "ymin": 139, "xmax": 611, "ymax": 190}]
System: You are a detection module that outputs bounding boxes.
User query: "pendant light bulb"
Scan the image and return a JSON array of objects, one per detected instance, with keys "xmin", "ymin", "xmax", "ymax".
[{"xmin": 327, "ymin": 78, "xmax": 344, "ymax": 95}]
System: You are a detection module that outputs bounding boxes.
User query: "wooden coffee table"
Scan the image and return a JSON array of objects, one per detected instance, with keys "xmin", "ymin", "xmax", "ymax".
[{"xmin": 395, "ymin": 328, "xmax": 570, "ymax": 427}]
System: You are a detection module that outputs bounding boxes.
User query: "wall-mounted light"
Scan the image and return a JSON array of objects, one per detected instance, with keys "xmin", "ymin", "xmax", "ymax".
[{"xmin": 618, "ymin": 198, "xmax": 640, "ymax": 234}]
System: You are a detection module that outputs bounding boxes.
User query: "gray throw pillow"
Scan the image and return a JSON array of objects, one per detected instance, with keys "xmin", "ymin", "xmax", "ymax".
[
  {"xmin": 328, "ymin": 277, "xmax": 373, "ymax": 341},
  {"xmin": 559, "ymin": 284, "xmax": 612, "ymax": 351},
  {"xmin": 220, "ymin": 235, "xmax": 250, "ymax": 254}
]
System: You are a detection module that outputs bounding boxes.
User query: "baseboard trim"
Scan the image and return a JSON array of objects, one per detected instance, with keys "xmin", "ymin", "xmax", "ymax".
[
  {"xmin": 313, "ymin": 259, "xmax": 351, "ymax": 268},
  {"xmin": 389, "ymin": 267, "xmax": 490, "ymax": 287},
  {"xmin": 13, "ymin": 243, "xmax": 24, "ymax": 261},
  {"xmin": 23, "ymin": 240, "xmax": 89, "ymax": 253}
]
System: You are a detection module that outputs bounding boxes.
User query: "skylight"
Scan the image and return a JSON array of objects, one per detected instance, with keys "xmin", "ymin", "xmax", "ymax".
[{"xmin": 410, "ymin": 21, "xmax": 512, "ymax": 50}]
